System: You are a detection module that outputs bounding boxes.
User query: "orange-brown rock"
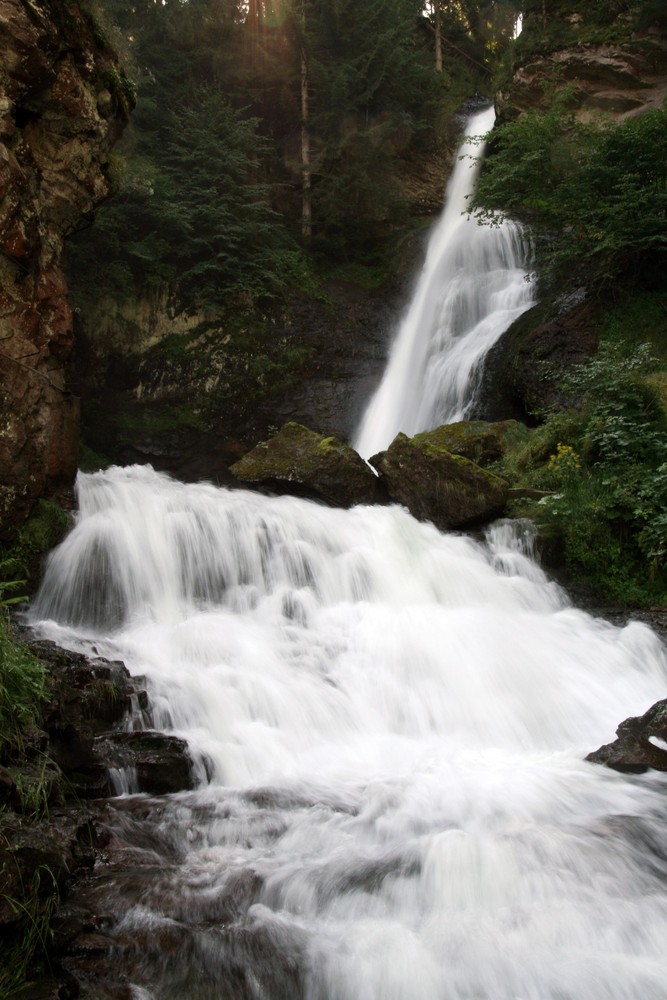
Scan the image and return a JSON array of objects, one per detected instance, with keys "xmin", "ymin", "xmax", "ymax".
[
  {"xmin": 498, "ymin": 39, "xmax": 667, "ymax": 123},
  {"xmin": 497, "ymin": 7, "xmax": 667, "ymax": 124},
  {"xmin": 0, "ymin": 0, "xmax": 131, "ymax": 542}
]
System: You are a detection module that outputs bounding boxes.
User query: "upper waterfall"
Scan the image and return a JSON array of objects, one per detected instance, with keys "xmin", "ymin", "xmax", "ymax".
[{"xmin": 354, "ymin": 105, "xmax": 535, "ymax": 459}]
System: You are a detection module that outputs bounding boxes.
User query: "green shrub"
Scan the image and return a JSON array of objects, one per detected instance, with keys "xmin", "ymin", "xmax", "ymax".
[
  {"xmin": 0, "ymin": 502, "xmax": 69, "ymax": 593},
  {"xmin": 471, "ymin": 102, "xmax": 667, "ymax": 291},
  {"xmin": 516, "ymin": 343, "xmax": 667, "ymax": 603}
]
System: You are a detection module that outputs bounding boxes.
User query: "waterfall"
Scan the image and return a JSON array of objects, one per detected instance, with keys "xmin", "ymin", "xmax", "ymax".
[
  {"xmin": 354, "ymin": 105, "xmax": 535, "ymax": 459},
  {"xmin": 29, "ymin": 465, "xmax": 667, "ymax": 999}
]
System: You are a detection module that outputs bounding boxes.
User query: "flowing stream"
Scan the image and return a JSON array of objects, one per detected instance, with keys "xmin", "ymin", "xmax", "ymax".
[
  {"xmin": 354, "ymin": 105, "xmax": 534, "ymax": 459},
  {"xmin": 30, "ymin": 465, "xmax": 667, "ymax": 999}
]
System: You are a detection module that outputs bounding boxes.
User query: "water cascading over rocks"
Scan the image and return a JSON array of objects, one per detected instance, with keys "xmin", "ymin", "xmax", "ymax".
[
  {"xmin": 25, "ymin": 99, "xmax": 667, "ymax": 1000},
  {"xmin": 29, "ymin": 463, "xmax": 667, "ymax": 1000}
]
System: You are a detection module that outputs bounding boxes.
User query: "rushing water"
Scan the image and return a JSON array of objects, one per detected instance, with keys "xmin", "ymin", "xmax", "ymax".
[
  {"xmin": 30, "ymin": 465, "xmax": 667, "ymax": 999},
  {"xmin": 354, "ymin": 106, "xmax": 535, "ymax": 459}
]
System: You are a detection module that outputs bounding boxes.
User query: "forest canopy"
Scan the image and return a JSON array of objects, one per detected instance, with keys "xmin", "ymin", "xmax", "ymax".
[
  {"xmin": 68, "ymin": 0, "xmax": 515, "ymax": 308},
  {"xmin": 68, "ymin": 0, "xmax": 666, "ymax": 310}
]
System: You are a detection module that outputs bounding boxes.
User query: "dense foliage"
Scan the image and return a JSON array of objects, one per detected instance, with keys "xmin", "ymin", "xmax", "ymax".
[
  {"xmin": 495, "ymin": 339, "xmax": 667, "ymax": 604},
  {"xmin": 67, "ymin": 0, "xmax": 500, "ymax": 308},
  {"xmin": 468, "ymin": 0, "xmax": 667, "ymax": 606},
  {"xmin": 537, "ymin": 344, "xmax": 667, "ymax": 603},
  {"xmin": 470, "ymin": 98, "xmax": 667, "ymax": 290},
  {"xmin": 90, "ymin": 91, "xmax": 306, "ymax": 308},
  {"xmin": 0, "ymin": 615, "xmax": 46, "ymax": 764},
  {"xmin": 0, "ymin": 593, "xmax": 56, "ymax": 1000},
  {"xmin": 304, "ymin": 0, "xmax": 442, "ymax": 254}
]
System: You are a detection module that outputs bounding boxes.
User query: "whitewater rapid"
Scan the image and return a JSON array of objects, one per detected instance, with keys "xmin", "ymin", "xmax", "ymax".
[{"xmin": 29, "ymin": 465, "xmax": 667, "ymax": 1000}]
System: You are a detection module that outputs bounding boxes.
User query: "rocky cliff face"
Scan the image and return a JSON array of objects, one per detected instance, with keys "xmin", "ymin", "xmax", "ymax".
[
  {"xmin": 0, "ymin": 0, "xmax": 130, "ymax": 543},
  {"xmin": 497, "ymin": 7, "xmax": 667, "ymax": 122},
  {"xmin": 73, "ymin": 278, "xmax": 404, "ymax": 482}
]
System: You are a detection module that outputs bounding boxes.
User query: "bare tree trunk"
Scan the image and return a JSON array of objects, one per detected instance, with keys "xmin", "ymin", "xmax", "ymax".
[
  {"xmin": 300, "ymin": 5, "xmax": 311, "ymax": 240},
  {"xmin": 434, "ymin": 1, "xmax": 442, "ymax": 73},
  {"xmin": 248, "ymin": 0, "xmax": 259, "ymax": 64}
]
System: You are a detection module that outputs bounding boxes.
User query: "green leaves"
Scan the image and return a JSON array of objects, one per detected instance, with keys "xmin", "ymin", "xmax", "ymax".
[
  {"xmin": 160, "ymin": 90, "xmax": 304, "ymax": 307},
  {"xmin": 0, "ymin": 622, "xmax": 47, "ymax": 764},
  {"xmin": 67, "ymin": 86, "xmax": 306, "ymax": 308},
  {"xmin": 540, "ymin": 342, "xmax": 667, "ymax": 602},
  {"xmin": 471, "ymin": 103, "xmax": 667, "ymax": 290}
]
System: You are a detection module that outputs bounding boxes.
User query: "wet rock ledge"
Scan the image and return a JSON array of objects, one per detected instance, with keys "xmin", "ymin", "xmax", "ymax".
[
  {"xmin": 587, "ymin": 699, "xmax": 667, "ymax": 775},
  {"xmin": 0, "ymin": 633, "xmax": 195, "ymax": 997}
]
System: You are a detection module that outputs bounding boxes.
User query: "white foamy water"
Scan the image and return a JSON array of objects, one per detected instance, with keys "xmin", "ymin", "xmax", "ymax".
[
  {"xmin": 30, "ymin": 465, "xmax": 667, "ymax": 999},
  {"xmin": 354, "ymin": 106, "xmax": 535, "ymax": 459}
]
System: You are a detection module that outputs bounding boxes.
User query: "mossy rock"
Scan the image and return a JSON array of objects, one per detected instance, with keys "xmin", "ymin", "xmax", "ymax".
[
  {"xmin": 230, "ymin": 422, "xmax": 378, "ymax": 508},
  {"xmin": 412, "ymin": 420, "xmax": 525, "ymax": 467},
  {"xmin": 371, "ymin": 431, "xmax": 509, "ymax": 531}
]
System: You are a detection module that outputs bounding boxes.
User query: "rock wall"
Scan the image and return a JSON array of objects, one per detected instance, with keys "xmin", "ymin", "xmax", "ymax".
[
  {"xmin": 497, "ymin": 6, "xmax": 667, "ymax": 122},
  {"xmin": 73, "ymin": 270, "xmax": 414, "ymax": 482},
  {"xmin": 0, "ymin": 0, "xmax": 130, "ymax": 543}
]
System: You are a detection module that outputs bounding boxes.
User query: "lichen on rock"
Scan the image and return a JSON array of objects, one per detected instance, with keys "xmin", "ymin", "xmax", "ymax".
[{"xmin": 411, "ymin": 420, "xmax": 521, "ymax": 467}]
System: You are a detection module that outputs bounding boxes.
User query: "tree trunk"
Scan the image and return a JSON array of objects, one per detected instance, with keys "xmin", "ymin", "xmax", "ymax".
[
  {"xmin": 300, "ymin": 24, "xmax": 311, "ymax": 239},
  {"xmin": 434, "ymin": 1, "xmax": 442, "ymax": 73},
  {"xmin": 248, "ymin": 0, "xmax": 259, "ymax": 63}
]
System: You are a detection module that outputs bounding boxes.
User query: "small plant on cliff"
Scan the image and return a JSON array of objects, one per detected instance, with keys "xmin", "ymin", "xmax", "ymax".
[
  {"xmin": 0, "ymin": 591, "xmax": 47, "ymax": 764},
  {"xmin": 0, "ymin": 864, "xmax": 58, "ymax": 1000}
]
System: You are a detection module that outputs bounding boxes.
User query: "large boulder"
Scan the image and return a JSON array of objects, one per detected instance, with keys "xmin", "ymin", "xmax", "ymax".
[
  {"xmin": 230, "ymin": 422, "xmax": 378, "ymax": 508},
  {"xmin": 370, "ymin": 430, "xmax": 509, "ymax": 531},
  {"xmin": 586, "ymin": 699, "xmax": 667, "ymax": 774},
  {"xmin": 477, "ymin": 295, "xmax": 599, "ymax": 421}
]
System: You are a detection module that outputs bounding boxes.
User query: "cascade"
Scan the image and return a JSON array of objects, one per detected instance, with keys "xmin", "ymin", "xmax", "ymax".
[
  {"xmin": 26, "ymin": 98, "xmax": 667, "ymax": 1000},
  {"xmin": 354, "ymin": 105, "xmax": 534, "ymax": 459},
  {"xmin": 30, "ymin": 465, "xmax": 667, "ymax": 999}
]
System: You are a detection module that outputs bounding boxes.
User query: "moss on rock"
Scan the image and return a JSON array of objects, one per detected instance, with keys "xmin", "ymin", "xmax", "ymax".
[
  {"xmin": 230, "ymin": 422, "xmax": 378, "ymax": 508},
  {"xmin": 371, "ymin": 430, "xmax": 509, "ymax": 531},
  {"xmin": 412, "ymin": 420, "xmax": 525, "ymax": 466}
]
